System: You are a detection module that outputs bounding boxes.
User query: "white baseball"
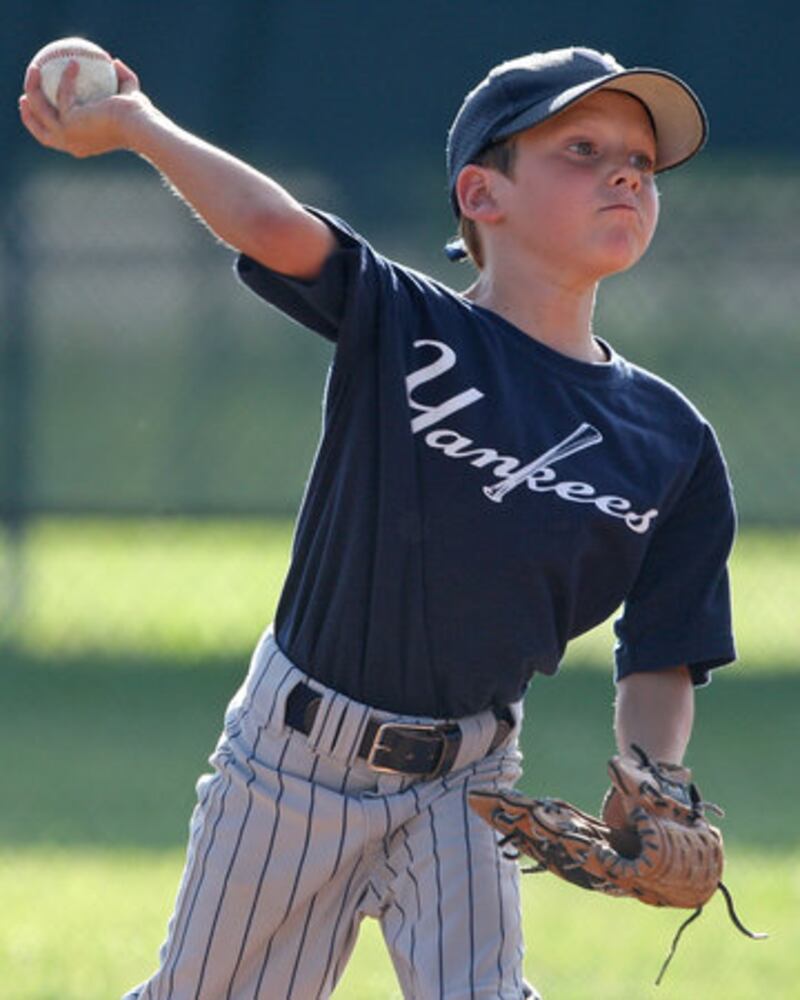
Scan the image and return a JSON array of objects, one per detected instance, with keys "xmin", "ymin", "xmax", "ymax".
[{"xmin": 32, "ymin": 37, "xmax": 118, "ymax": 108}]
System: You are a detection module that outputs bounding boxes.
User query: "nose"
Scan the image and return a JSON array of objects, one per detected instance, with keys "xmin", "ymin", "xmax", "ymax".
[{"xmin": 609, "ymin": 161, "xmax": 641, "ymax": 192}]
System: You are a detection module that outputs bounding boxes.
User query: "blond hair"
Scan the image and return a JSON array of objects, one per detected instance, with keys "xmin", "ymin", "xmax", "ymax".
[{"xmin": 457, "ymin": 137, "xmax": 518, "ymax": 269}]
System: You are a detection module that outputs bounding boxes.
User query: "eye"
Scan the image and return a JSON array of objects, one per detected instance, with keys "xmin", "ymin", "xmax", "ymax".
[
  {"xmin": 568, "ymin": 140, "xmax": 597, "ymax": 157},
  {"xmin": 631, "ymin": 151, "xmax": 656, "ymax": 173}
]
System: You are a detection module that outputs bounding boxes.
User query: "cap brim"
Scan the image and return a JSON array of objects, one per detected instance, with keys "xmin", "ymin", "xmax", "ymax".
[{"xmin": 494, "ymin": 68, "xmax": 708, "ymax": 173}]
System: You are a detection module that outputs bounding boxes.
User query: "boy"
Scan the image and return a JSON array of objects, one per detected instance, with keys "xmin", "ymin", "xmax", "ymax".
[{"xmin": 20, "ymin": 45, "xmax": 735, "ymax": 999}]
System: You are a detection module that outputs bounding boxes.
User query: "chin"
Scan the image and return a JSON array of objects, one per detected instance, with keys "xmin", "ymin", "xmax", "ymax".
[
  {"xmin": 603, "ymin": 255, "xmax": 644, "ymax": 278},
  {"xmin": 594, "ymin": 240, "xmax": 650, "ymax": 279}
]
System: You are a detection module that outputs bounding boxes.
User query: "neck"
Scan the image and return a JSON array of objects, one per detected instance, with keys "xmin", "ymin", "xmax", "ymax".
[{"xmin": 463, "ymin": 256, "xmax": 605, "ymax": 364}]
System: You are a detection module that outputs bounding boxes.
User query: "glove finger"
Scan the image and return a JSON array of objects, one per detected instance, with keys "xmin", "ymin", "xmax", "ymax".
[{"xmin": 608, "ymin": 745, "xmax": 697, "ymax": 823}]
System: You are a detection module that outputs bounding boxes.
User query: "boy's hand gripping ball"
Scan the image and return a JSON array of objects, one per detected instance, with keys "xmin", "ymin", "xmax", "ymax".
[{"xmin": 30, "ymin": 37, "xmax": 118, "ymax": 107}]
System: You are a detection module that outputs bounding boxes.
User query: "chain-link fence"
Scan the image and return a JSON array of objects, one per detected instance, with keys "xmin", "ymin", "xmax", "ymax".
[{"xmin": 2, "ymin": 156, "xmax": 798, "ymax": 523}]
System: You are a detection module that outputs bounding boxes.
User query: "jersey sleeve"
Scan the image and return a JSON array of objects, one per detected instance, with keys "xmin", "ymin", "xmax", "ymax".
[
  {"xmin": 234, "ymin": 209, "xmax": 386, "ymax": 355},
  {"xmin": 613, "ymin": 423, "xmax": 736, "ymax": 686}
]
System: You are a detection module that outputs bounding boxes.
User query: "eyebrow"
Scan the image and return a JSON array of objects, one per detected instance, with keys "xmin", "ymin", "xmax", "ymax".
[{"xmin": 549, "ymin": 104, "xmax": 657, "ymax": 146}]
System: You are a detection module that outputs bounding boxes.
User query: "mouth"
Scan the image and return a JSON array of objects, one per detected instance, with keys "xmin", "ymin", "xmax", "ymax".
[{"xmin": 601, "ymin": 203, "xmax": 639, "ymax": 214}]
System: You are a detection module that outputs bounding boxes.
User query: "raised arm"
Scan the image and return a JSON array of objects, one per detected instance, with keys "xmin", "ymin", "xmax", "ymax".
[{"xmin": 18, "ymin": 58, "xmax": 335, "ymax": 279}]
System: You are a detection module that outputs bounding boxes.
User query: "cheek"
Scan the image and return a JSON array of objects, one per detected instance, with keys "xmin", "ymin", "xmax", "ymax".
[
  {"xmin": 642, "ymin": 183, "xmax": 660, "ymax": 236},
  {"xmin": 522, "ymin": 175, "xmax": 593, "ymax": 235}
]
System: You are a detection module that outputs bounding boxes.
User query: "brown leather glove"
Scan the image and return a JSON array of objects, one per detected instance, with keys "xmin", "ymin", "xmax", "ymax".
[{"xmin": 469, "ymin": 744, "xmax": 765, "ymax": 983}]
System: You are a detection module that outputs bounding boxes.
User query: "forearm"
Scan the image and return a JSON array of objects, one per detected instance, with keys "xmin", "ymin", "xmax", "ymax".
[
  {"xmin": 20, "ymin": 60, "xmax": 334, "ymax": 277},
  {"xmin": 614, "ymin": 666, "xmax": 694, "ymax": 764}
]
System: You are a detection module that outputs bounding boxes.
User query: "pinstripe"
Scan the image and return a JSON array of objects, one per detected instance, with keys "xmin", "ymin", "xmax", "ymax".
[
  {"xmin": 261, "ymin": 657, "xmax": 296, "ymax": 729},
  {"xmin": 225, "ymin": 737, "xmax": 292, "ymax": 995},
  {"xmin": 401, "ymin": 827, "xmax": 423, "ymax": 919},
  {"xmin": 328, "ymin": 859, "xmax": 368, "ymax": 988},
  {"xmin": 311, "ymin": 688, "xmax": 337, "ymax": 744},
  {"xmin": 391, "ymin": 827, "xmax": 420, "ymax": 984},
  {"xmin": 399, "ymin": 825, "xmax": 422, "ymax": 982},
  {"xmin": 382, "ymin": 859, "xmax": 410, "ymax": 957},
  {"xmin": 193, "ymin": 730, "xmax": 266, "ymax": 995},
  {"xmin": 386, "ymin": 895, "xmax": 410, "ymax": 969},
  {"xmin": 253, "ymin": 754, "xmax": 321, "ymax": 995},
  {"xmin": 491, "ymin": 769, "xmax": 515, "ymax": 993},
  {"xmin": 162, "ymin": 764, "xmax": 234, "ymax": 999},
  {"xmin": 382, "ymin": 793, "xmax": 393, "ymax": 852},
  {"xmin": 281, "ymin": 754, "xmax": 321, "ymax": 918},
  {"xmin": 327, "ymin": 694, "xmax": 349, "ymax": 753},
  {"xmin": 494, "ymin": 829, "xmax": 508, "ymax": 987},
  {"xmin": 344, "ymin": 704, "xmax": 371, "ymax": 762},
  {"xmin": 285, "ymin": 877, "xmax": 327, "ymax": 1000},
  {"xmin": 285, "ymin": 766, "xmax": 353, "ymax": 999},
  {"xmin": 405, "ymin": 778, "xmax": 423, "ymax": 981},
  {"xmin": 427, "ymin": 805, "xmax": 445, "ymax": 1000},
  {"xmin": 461, "ymin": 775, "xmax": 477, "ymax": 997},
  {"xmin": 372, "ymin": 761, "xmax": 527, "ymax": 1000},
  {"xmin": 313, "ymin": 772, "xmax": 358, "ymax": 997},
  {"xmin": 276, "ymin": 767, "xmax": 351, "ymax": 1000},
  {"xmin": 178, "ymin": 656, "xmax": 294, "ymax": 997},
  {"xmin": 227, "ymin": 644, "xmax": 283, "ymax": 742},
  {"xmin": 284, "ymin": 868, "xmax": 322, "ymax": 997},
  {"xmin": 330, "ymin": 768, "xmax": 352, "ymax": 873}
]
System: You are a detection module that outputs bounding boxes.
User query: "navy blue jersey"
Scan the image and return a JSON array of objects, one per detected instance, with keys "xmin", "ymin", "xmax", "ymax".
[{"xmin": 236, "ymin": 212, "xmax": 735, "ymax": 718}]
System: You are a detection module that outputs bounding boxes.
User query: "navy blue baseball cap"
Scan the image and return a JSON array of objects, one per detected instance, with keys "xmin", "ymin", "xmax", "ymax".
[{"xmin": 446, "ymin": 46, "xmax": 708, "ymax": 224}]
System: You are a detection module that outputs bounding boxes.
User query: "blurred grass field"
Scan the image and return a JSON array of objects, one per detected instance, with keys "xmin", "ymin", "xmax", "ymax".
[{"xmin": 0, "ymin": 518, "xmax": 798, "ymax": 998}]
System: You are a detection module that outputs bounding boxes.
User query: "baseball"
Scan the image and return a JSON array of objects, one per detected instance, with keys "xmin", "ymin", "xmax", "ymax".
[{"xmin": 31, "ymin": 37, "xmax": 118, "ymax": 107}]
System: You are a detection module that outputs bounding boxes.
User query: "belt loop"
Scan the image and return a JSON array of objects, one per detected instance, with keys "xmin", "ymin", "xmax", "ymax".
[
  {"xmin": 449, "ymin": 708, "xmax": 500, "ymax": 772},
  {"xmin": 309, "ymin": 691, "xmax": 351, "ymax": 756},
  {"xmin": 342, "ymin": 704, "xmax": 374, "ymax": 767}
]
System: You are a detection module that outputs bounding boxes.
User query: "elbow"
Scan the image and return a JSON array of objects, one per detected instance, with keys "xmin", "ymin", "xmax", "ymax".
[{"xmin": 242, "ymin": 203, "xmax": 333, "ymax": 279}]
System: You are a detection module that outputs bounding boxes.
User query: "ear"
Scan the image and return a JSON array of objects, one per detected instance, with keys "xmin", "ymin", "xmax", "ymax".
[{"xmin": 455, "ymin": 164, "xmax": 504, "ymax": 223}]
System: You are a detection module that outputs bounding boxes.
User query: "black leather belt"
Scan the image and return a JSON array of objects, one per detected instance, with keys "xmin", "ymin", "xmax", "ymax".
[{"xmin": 284, "ymin": 681, "xmax": 512, "ymax": 779}]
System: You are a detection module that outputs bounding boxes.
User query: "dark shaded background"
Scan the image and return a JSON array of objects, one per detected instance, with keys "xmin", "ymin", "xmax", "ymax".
[{"xmin": 4, "ymin": 1, "xmax": 800, "ymax": 191}]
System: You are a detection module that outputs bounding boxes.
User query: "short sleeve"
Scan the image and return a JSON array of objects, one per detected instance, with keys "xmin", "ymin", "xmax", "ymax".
[
  {"xmin": 614, "ymin": 423, "xmax": 736, "ymax": 686},
  {"xmin": 234, "ymin": 209, "xmax": 385, "ymax": 352}
]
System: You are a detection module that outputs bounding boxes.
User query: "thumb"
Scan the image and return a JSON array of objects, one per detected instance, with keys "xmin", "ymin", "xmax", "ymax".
[
  {"xmin": 601, "ymin": 786, "xmax": 629, "ymax": 829},
  {"xmin": 114, "ymin": 58, "xmax": 141, "ymax": 95}
]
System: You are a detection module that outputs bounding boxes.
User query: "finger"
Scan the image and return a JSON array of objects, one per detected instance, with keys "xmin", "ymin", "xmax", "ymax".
[
  {"xmin": 56, "ymin": 58, "xmax": 80, "ymax": 116},
  {"xmin": 24, "ymin": 62, "xmax": 41, "ymax": 93},
  {"xmin": 114, "ymin": 58, "xmax": 140, "ymax": 94},
  {"xmin": 601, "ymin": 786, "xmax": 628, "ymax": 828},
  {"xmin": 23, "ymin": 69, "xmax": 61, "ymax": 128},
  {"xmin": 19, "ymin": 95, "xmax": 60, "ymax": 147},
  {"xmin": 24, "ymin": 63, "xmax": 57, "ymax": 117}
]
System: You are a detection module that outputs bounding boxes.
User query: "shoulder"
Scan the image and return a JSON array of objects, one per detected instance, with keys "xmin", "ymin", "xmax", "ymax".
[
  {"xmin": 315, "ymin": 210, "xmax": 475, "ymax": 311},
  {"xmin": 611, "ymin": 356, "xmax": 731, "ymax": 498},
  {"xmin": 617, "ymin": 355, "xmax": 714, "ymax": 434}
]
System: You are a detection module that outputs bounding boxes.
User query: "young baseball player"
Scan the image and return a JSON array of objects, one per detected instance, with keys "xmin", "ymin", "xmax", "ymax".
[{"xmin": 20, "ymin": 45, "xmax": 735, "ymax": 999}]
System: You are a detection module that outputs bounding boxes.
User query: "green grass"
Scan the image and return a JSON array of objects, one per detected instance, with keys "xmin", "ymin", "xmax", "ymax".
[
  {"xmin": 0, "ymin": 518, "xmax": 797, "ymax": 997},
  {"xmin": 1, "ymin": 518, "xmax": 293, "ymax": 658}
]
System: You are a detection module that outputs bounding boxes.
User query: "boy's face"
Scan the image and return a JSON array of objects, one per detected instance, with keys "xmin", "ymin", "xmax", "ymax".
[{"xmin": 489, "ymin": 90, "xmax": 660, "ymax": 283}]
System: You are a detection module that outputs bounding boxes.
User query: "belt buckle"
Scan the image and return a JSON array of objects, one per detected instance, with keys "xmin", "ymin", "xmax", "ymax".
[{"xmin": 365, "ymin": 722, "xmax": 447, "ymax": 778}]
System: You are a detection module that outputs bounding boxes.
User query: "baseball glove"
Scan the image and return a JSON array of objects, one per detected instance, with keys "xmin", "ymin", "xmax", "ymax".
[{"xmin": 469, "ymin": 744, "xmax": 766, "ymax": 984}]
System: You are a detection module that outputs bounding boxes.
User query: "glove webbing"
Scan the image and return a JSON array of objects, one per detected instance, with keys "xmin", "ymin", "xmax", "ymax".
[{"xmin": 498, "ymin": 827, "xmax": 768, "ymax": 986}]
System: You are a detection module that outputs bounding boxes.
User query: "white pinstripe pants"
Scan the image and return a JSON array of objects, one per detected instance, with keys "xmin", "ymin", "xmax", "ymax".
[{"xmin": 124, "ymin": 629, "xmax": 537, "ymax": 1000}]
